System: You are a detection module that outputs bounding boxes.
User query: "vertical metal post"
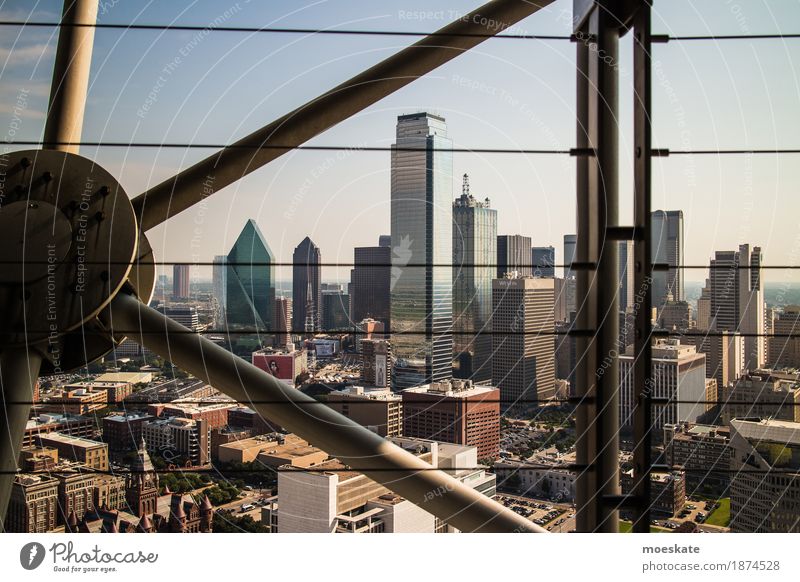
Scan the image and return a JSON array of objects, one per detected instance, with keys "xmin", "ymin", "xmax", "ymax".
[
  {"xmin": 573, "ymin": 38, "xmax": 595, "ymax": 533},
  {"xmin": 43, "ymin": 0, "xmax": 98, "ymax": 153},
  {"xmin": 574, "ymin": 1, "xmax": 621, "ymax": 532},
  {"xmin": 0, "ymin": 350, "xmax": 42, "ymax": 528},
  {"xmin": 631, "ymin": 1, "xmax": 654, "ymax": 533}
]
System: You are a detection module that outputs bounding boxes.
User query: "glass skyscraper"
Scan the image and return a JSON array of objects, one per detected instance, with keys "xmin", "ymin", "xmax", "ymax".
[
  {"xmin": 292, "ymin": 236, "xmax": 322, "ymax": 333},
  {"xmin": 224, "ymin": 219, "xmax": 275, "ymax": 332},
  {"xmin": 453, "ymin": 174, "xmax": 497, "ymax": 381},
  {"xmin": 390, "ymin": 112, "xmax": 453, "ymax": 390},
  {"xmin": 651, "ymin": 209, "xmax": 684, "ymax": 309}
]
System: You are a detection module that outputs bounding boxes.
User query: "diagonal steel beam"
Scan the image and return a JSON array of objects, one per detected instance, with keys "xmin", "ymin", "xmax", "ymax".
[
  {"xmin": 43, "ymin": 0, "xmax": 98, "ymax": 154},
  {"xmin": 107, "ymin": 291, "xmax": 543, "ymax": 533},
  {"xmin": 0, "ymin": 350, "xmax": 42, "ymax": 527},
  {"xmin": 131, "ymin": 0, "xmax": 555, "ymax": 232}
]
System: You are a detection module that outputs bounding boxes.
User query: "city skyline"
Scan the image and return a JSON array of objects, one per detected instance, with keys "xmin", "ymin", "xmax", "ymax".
[{"xmin": 2, "ymin": 1, "xmax": 798, "ymax": 285}]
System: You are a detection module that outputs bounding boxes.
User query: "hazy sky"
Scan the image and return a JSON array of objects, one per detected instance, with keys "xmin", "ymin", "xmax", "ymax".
[{"xmin": 1, "ymin": 0, "xmax": 799, "ymax": 284}]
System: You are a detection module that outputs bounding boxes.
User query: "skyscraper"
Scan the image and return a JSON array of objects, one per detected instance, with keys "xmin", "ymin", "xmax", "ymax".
[
  {"xmin": 225, "ymin": 219, "xmax": 275, "ymax": 331},
  {"xmin": 617, "ymin": 240, "xmax": 634, "ymax": 314},
  {"xmin": 390, "ymin": 112, "xmax": 453, "ymax": 390},
  {"xmin": 172, "ymin": 264, "xmax": 190, "ymax": 300},
  {"xmin": 292, "ymin": 237, "xmax": 322, "ymax": 333},
  {"xmin": 563, "ymin": 234, "xmax": 577, "ymax": 278},
  {"xmin": 651, "ymin": 210, "xmax": 684, "ymax": 309},
  {"xmin": 211, "ymin": 255, "xmax": 227, "ymax": 326},
  {"xmin": 350, "ymin": 245, "xmax": 391, "ymax": 329},
  {"xmin": 709, "ymin": 244, "xmax": 765, "ymax": 370},
  {"xmin": 453, "ymin": 174, "xmax": 497, "ymax": 381},
  {"xmin": 497, "ymin": 234, "xmax": 532, "ymax": 278},
  {"xmin": 531, "ymin": 246, "xmax": 556, "ymax": 278},
  {"xmin": 619, "ymin": 339, "xmax": 706, "ymax": 435},
  {"xmin": 492, "ymin": 277, "xmax": 556, "ymax": 410},
  {"xmin": 273, "ymin": 296, "xmax": 293, "ymax": 350},
  {"xmin": 769, "ymin": 306, "xmax": 800, "ymax": 369}
]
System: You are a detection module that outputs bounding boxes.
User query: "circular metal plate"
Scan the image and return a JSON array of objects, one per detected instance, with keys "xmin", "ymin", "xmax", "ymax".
[{"xmin": 0, "ymin": 150, "xmax": 137, "ymax": 347}]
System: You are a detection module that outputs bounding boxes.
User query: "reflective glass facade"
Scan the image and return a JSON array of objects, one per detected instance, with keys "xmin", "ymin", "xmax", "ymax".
[
  {"xmin": 390, "ymin": 113, "xmax": 453, "ymax": 390},
  {"xmin": 224, "ymin": 219, "xmax": 275, "ymax": 332},
  {"xmin": 453, "ymin": 177, "xmax": 497, "ymax": 382}
]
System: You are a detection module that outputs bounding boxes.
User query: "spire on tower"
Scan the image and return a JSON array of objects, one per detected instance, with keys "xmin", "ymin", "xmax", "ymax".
[{"xmin": 462, "ymin": 173, "xmax": 470, "ymax": 197}]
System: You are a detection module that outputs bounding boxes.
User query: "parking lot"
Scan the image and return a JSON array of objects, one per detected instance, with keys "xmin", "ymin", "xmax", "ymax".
[
  {"xmin": 654, "ymin": 499, "xmax": 724, "ymax": 531},
  {"xmin": 496, "ymin": 493, "xmax": 575, "ymax": 532}
]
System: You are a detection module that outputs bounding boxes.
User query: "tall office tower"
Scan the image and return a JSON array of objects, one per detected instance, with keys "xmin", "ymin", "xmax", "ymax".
[
  {"xmin": 563, "ymin": 234, "xmax": 577, "ymax": 278},
  {"xmin": 658, "ymin": 299, "xmax": 692, "ymax": 331},
  {"xmin": 273, "ymin": 296, "xmax": 293, "ymax": 350},
  {"xmin": 617, "ymin": 240, "xmax": 635, "ymax": 313},
  {"xmin": 769, "ymin": 306, "xmax": 800, "ymax": 369},
  {"xmin": 497, "ymin": 234, "xmax": 532, "ymax": 278},
  {"xmin": 683, "ymin": 331, "xmax": 744, "ymax": 393},
  {"xmin": 619, "ymin": 339, "xmax": 706, "ymax": 436},
  {"xmin": 710, "ymin": 244, "xmax": 765, "ymax": 370},
  {"xmin": 729, "ymin": 418, "xmax": 800, "ymax": 533},
  {"xmin": 531, "ymin": 246, "xmax": 556, "ymax": 278},
  {"xmin": 292, "ymin": 237, "xmax": 322, "ymax": 333},
  {"xmin": 390, "ymin": 112, "xmax": 453, "ymax": 390},
  {"xmin": 156, "ymin": 305, "xmax": 201, "ymax": 332},
  {"xmin": 172, "ymin": 264, "xmax": 190, "ymax": 300},
  {"xmin": 350, "ymin": 245, "xmax": 391, "ymax": 329},
  {"xmin": 651, "ymin": 210, "xmax": 684, "ymax": 309},
  {"xmin": 211, "ymin": 255, "xmax": 227, "ymax": 326},
  {"xmin": 321, "ymin": 290, "xmax": 350, "ymax": 331},
  {"xmin": 360, "ymin": 339, "xmax": 392, "ymax": 388},
  {"xmin": 452, "ymin": 173, "xmax": 497, "ymax": 381},
  {"xmin": 492, "ymin": 277, "xmax": 556, "ymax": 410},
  {"xmin": 378, "ymin": 234, "xmax": 391, "ymax": 248},
  {"xmin": 696, "ymin": 279, "xmax": 711, "ymax": 330},
  {"xmin": 225, "ymin": 219, "xmax": 275, "ymax": 331}
]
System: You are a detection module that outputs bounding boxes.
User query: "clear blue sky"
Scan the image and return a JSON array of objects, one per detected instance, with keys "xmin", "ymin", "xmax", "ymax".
[{"xmin": 1, "ymin": 0, "xmax": 799, "ymax": 284}]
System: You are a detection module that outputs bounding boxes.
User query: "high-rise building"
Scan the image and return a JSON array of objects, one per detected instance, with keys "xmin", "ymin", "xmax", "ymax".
[
  {"xmin": 729, "ymin": 418, "xmax": 800, "ymax": 532},
  {"xmin": 360, "ymin": 339, "xmax": 391, "ymax": 388},
  {"xmin": 531, "ymin": 246, "xmax": 555, "ymax": 278},
  {"xmin": 292, "ymin": 237, "xmax": 322, "ymax": 333},
  {"xmin": 619, "ymin": 339, "xmax": 706, "ymax": 435},
  {"xmin": 492, "ymin": 277, "xmax": 556, "ymax": 409},
  {"xmin": 617, "ymin": 240, "xmax": 635, "ymax": 314},
  {"xmin": 225, "ymin": 219, "xmax": 275, "ymax": 331},
  {"xmin": 390, "ymin": 112, "xmax": 453, "ymax": 389},
  {"xmin": 327, "ymin": 386, "xmax": 402, "ymax": 438},
  {"xmin": 212, "ymin": 255, "xmax": 227, "ymax": 325},
  {"xmin": 663, "ymin": 423, "xmax": 731, "ymax": 496},
  {"xmin": 156, "ymin": 305, "xmax": 200, "ymax": 332},
  {"xmin": 769, "ymin": 306, "xmax": 800, "ymax": 369},
  {"xmin": 719, "ymin": 374, "xmax": 800, "ymax": 424},
  {"xmin": 696, "ymin": 279, "xmax": 711, "ymax": 330},
  {"xmin": 709, "ymin": 244, "xmax": 765, "ymax": 370},
  {"xmin": 497, "ymin": 234, "xmax": 532, "ymax": 278},
  {"xmin": 350, "ymin": 245, "xmax": 391, "ymax": 329},
  {"xmin": 452, "ymin": 173, "xmax": 497, "ymax": 381},
  {"xmin": 321, "ymin": 291, "xmax": 350, "ymax": 331},
  {"xmin": 273, "ymin": 296, "xmax": 293, "ymax": 350},
  {"xmin": 563, "ymin": 234, "xmax": 577, "ymax": 278},
  {"xmin": 402, "ymin": 379, "xmax": 500, "ymax": 460},
  {"xmin": 658, "ymin": 299, "xmax": 692, "ymax": 331},
  {"xmin": 683, "ymin": 330, "xmax": 744, "ymax": 392},
  {"xmin": 651, "ymin": 210, "xmax": 684, "ymax": 309},
  {"xmin": 172, "ymin": 264, "xmax": 190, "ymax": 300}
]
